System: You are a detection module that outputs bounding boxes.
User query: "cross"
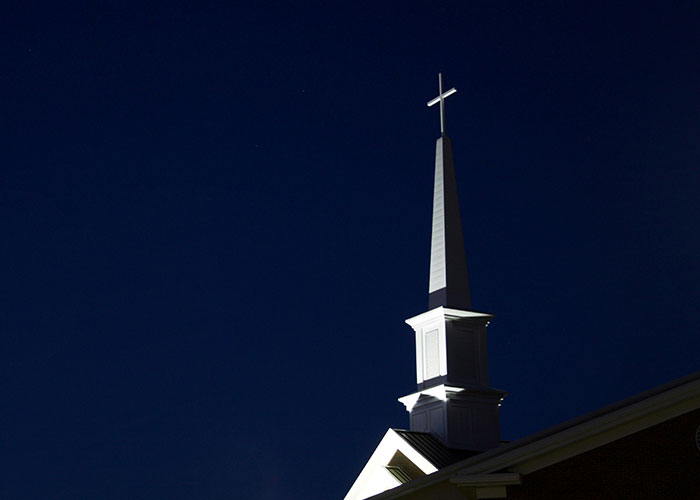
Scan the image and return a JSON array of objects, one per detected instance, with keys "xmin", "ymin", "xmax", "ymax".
[{"xmin": 427, "ymin": 73, "xmax": 457, "ymax": 136}]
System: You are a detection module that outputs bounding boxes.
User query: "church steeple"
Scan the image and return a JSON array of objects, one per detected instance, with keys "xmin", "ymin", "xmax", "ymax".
[
  {"xmin": 398, "ymin": 74, "xmax": 506, "ymax": 452},
  {"xmin": 426, "ymin": 74, "xmax": 470, "ymax": 310}
]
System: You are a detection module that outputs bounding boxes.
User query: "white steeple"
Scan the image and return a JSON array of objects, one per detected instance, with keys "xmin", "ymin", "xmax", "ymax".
[
  {"xmin": 426, "ymin": 72, "xmax": 471, "ymax": 311},
  {"xmin": 398, "ymin": 74, "xmax": 506, "ymax": 451}
]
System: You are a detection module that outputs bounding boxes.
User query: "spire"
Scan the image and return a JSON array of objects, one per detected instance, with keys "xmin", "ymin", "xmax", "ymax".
[{"xmin": 426, "ymin": 74, "xmax": 471, "ymax": 310}]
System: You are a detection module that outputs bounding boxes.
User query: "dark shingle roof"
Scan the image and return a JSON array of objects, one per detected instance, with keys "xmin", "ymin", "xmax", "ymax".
[{"xmin": 392, "ymin": 429, "xmax": 480, "ymax": 469}]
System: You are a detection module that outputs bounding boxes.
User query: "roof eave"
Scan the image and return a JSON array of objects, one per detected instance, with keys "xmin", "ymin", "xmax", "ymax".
[{"xmin": 366, "ymin": 370, "xmax": 700, "ymax": 499}]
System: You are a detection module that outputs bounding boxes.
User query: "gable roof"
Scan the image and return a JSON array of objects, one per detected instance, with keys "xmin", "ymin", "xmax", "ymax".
[
  {"xmin": 393, "ymin": 430, "xmax": 479, "ymax": 469},
  {"xmin": 366, "ymin": 370, "xmax": 700, "ymax": 499},
  {"xmin": 343, "ymin": 428, "xmax": 439, "ymax": 500}
]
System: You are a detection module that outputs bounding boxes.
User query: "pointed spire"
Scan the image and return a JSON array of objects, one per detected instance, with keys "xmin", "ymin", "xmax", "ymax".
[{"xmin": 426, "ymin": 75, "xmax": 471, "ymax": 310}]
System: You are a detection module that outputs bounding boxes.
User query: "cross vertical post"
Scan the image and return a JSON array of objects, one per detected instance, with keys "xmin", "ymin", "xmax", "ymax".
[{"xmin": 439, "ymin": 73, "xmax": 445, "ymax": 134}]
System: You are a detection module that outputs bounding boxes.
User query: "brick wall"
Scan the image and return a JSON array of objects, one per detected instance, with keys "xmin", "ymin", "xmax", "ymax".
[{"xmin": 507, "ymin": 408, "xmax": 700, "ymax": 499}]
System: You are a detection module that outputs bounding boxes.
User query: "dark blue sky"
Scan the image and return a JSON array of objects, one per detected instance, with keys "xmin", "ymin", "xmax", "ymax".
[{"xmin": 2, "ymin": 2, "xmax": 699, "ymax": 499}]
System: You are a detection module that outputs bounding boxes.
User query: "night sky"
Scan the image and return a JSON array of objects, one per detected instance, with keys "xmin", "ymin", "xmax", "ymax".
[{"xmin": 2, "ymin": 2, "xmax": 699, "ymax": 499}]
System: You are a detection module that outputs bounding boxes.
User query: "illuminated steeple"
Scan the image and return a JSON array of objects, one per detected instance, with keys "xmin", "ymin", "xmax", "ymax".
[
  {"xmin": 398, "ymin": 74, "xmax": 506, "ymax": 451},
  {"xmin": 426, "ymin": 73, "xmax": 470, "ymax": 310}
]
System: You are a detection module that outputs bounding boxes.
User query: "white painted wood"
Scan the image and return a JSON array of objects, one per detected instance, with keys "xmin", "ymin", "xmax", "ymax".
[{"xmin": 343, "ymin": 429, "xmax": 438, "ymax": 500}]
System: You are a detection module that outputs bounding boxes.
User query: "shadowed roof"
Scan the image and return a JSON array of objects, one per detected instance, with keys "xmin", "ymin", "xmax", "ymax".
[{"xmin": 393, "ymin": 429, "xmax": 480, "ymax": 469}]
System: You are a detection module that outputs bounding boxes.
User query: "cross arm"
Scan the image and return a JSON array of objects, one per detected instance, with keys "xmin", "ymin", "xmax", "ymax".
[{"xmin": 427, "ymin": 88, "xmax": 457, "ymax": 107}]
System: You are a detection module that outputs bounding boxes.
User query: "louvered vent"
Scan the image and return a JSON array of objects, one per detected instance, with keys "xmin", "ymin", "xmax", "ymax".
[{"xmin": 385, "ymin": 466, "xmax": 412, "ymax": 484}]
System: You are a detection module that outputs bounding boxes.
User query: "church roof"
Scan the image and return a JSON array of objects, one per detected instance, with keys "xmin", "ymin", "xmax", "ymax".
[
  {"xmin": 366, "ymin": 370, "xmax": 700, "ymax": 499},
  {"xmin": 392, "ymin": 429, "xmax": 479, "ymax": 469}
]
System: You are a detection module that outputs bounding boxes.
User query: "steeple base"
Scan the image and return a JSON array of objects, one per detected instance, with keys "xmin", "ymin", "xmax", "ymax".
[
  {"xmin": 402, "ymin": 307, "xmax": 507, "ymax": 451},
  {"xmin": 399, "ymin": 385, "xmax": 506, "ymax": 451}
]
